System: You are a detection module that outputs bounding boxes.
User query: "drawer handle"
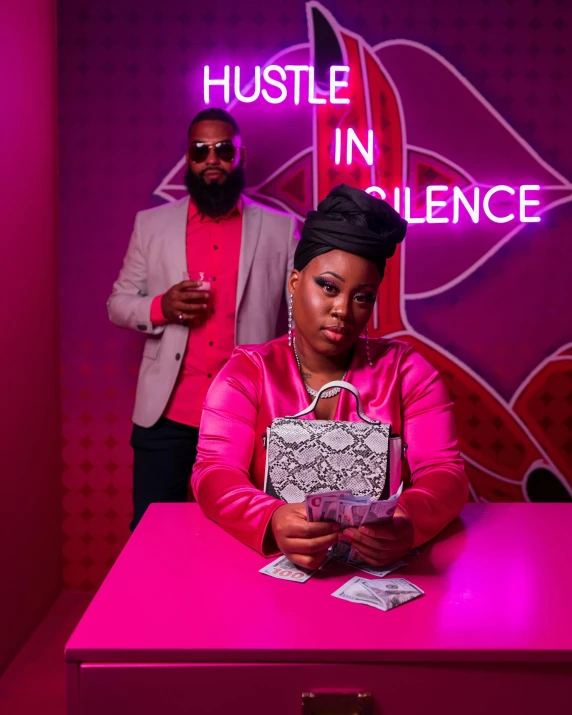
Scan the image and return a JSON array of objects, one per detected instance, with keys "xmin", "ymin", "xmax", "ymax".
[{"xmin": 302, "ymin": 692, "xmax": 373, "ymax": 714}]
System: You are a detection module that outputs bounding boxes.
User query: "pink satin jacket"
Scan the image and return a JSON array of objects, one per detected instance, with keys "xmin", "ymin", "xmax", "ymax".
[{"xmin": 192, "ymin": 335, "xmax": 469, "ymax": 554}]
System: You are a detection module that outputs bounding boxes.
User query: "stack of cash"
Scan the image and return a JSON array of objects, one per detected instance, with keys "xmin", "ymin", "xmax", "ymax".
[{"xmin": 305, "ymin": 485, "xmax": 403, "ymax": 563}]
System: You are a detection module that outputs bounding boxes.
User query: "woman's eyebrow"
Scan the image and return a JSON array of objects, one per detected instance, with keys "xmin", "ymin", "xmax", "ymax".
[
  {"xmin": 318, "ymin": 272, "xmax": 375, "ymax": 290},
  {"xmin": 319, "ymin": 271, "xmax": 345, "ymax": 282}
]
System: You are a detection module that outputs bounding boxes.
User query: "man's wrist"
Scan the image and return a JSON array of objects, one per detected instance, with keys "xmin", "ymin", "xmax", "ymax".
[{"xmin": 150, "ymin": 294, "xmax": 168, "ymax": 326}]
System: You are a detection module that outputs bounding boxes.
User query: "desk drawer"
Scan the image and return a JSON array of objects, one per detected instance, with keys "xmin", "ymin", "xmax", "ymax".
[{"xmin": 73, "ymin": 661, "xmax": 572, "ymax": 715}]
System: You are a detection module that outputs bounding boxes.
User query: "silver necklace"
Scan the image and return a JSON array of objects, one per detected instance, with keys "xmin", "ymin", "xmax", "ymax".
[{"xmin": 292, "ymin": 340, "xmax": 348, "ymax": 399}]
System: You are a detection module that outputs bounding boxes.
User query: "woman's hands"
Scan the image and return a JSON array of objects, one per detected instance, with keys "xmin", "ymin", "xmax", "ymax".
[
  {"xmin": 343, "ymin": 506, "xmax": 414, "ymax": 566},
  {"xmin": 270, "ymin": 504, "xmax": 414, "ymax": 569},
  {"xmin": 270, "ymin": 503, "xmax": 340, "ymax": 569}
]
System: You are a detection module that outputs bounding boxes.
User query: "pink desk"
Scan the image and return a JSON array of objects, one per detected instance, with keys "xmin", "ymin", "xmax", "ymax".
[{"xmin": 66, "ymin": 504, "xmax": 572, "ymax": 715}]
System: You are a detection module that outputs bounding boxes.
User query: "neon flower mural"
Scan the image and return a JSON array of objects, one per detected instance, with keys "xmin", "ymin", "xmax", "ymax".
[{"xmin": 155, "ymin": 3, "xmax": 572, "ymax": 504}]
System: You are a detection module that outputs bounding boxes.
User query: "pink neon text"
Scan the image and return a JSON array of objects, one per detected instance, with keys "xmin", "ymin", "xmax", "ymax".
[
  {"xmin": 203, "ymin": 65, "xmax": 350, "ymax": 105},
  {"xmin": 365, "ymin": 185, "xmax": 541, "ymax": 224}
]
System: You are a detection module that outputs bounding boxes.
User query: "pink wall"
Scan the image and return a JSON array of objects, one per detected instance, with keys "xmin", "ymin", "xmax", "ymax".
[{"xmin": 0, "ymin": 0, "xmax": 61, "ymax": 673}]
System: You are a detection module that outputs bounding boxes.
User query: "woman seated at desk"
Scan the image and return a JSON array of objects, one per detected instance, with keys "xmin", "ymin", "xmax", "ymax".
[{"xmin": 192, "ymin": 185, "xmax": 468, "ymax": 569}]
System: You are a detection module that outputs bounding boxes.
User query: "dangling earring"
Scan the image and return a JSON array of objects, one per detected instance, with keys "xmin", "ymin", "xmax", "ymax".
[
  {"xmin": 365, "ymin": 324, "xmax": 373, "ymax": 367},
  {"xmin": 288, "ymin": 293, "xmax": 293, "ymax": 346}
]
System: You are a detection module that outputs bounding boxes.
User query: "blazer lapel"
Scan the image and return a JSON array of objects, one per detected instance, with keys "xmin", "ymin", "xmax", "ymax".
[
  {"xmin": 236, "ymin": 197, "xmax": 262, "ymax": 312},
  {"xmin": 163, "ymin": 196, "xmax": 190, "ymax": 284}
]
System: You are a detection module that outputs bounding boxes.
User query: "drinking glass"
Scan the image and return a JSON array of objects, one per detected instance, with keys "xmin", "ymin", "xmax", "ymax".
[{"xmin": 183, "ymin": 270, "xmax": 212, "ymax": 292}]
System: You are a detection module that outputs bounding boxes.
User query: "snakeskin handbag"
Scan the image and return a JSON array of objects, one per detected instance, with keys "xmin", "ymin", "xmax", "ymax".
[{"xmin": 263, "ymin": 380, "xmax": 403, "ymax": 503}]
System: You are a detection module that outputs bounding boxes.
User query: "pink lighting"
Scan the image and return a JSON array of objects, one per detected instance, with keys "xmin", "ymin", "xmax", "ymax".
[{"xmin": 201, "ymin": 63, "xmax": 546, "ymax": 228}]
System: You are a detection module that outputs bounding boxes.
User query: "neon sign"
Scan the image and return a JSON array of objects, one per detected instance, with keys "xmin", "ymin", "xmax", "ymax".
[
  {"xmin": 203, "ymin": 65, "xmax": 350, "ymax": 105},
  {"xmin": 201, "ymin": 63, "xmax": 544, "ymax": 225}
]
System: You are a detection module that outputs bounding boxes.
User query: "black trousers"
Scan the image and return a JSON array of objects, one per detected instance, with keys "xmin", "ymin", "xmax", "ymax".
[{"xmin": 130, "ymin": 416, "xmax": 199, "ymax": 531}]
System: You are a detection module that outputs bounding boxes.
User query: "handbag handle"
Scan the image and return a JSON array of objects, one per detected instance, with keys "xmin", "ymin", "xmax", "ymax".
[{"xmin": 291, "ymin": 380, "xmax": 378, "ymax": 424}]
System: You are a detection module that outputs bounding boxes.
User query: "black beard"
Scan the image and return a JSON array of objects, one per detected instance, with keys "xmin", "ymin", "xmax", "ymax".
[{"xmin": 184, "ymin": 164, "xmax": 245, "ymax": 218}]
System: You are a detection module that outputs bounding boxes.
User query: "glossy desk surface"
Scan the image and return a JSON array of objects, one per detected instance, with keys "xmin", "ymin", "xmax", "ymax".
[{"xmin": 65, "ymin": 503, "xmax": 572, "ymax": 664}]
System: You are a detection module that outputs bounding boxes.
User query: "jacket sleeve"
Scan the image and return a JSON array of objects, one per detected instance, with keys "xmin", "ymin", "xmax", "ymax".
[
  {"xmin": 397, "ymin": 347, "xmax": 469, "ymax": 547},
  {"xmin": 191, "ymin": 350, "xmax": 284, "ymax": 554},
  {"xmin": 107, "ymin": 212, "xmax": 166, "ymax": 336}
]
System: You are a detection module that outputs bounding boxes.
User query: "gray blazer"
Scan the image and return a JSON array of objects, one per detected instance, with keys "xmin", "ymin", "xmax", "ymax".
[{"xmin": 108, "ymin": 195, "xmax": 298, "ymax": 427}]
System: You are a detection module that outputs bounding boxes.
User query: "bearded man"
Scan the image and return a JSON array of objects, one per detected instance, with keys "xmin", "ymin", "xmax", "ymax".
[{"xmin": 108, "ymin": 108, "xmax": 298, "ymax": 529}]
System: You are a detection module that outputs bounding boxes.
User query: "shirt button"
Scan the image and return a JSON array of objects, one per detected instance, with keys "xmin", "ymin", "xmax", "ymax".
[
  {"xmin": 213, "ymin": 245, "xmax": 218, "ymax": 250},
  {"xmin": 175, "ymin": 353, "xmax": 181, "ymax": 361},
  {"xmin": 212, "ymin": 276, "xmax": 216, "ymax": 282},
  {"xmin": 209, "ymin": 341, "xmax": 214, "ymax": 346},
  {"xmin": 208, "ymin": 373, "xmax": 213, "ymax": 378},
  {"xmin": 211, "ymin": 309, "xmax": 215, "ymax": 314}
]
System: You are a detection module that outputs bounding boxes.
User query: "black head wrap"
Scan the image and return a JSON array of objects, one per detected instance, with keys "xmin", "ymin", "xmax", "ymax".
[{"xmin": 294, "ymin": 184, "xmax": 407, "ymax": 278}]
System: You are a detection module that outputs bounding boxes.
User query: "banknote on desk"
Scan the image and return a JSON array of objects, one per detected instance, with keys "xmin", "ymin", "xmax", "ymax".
[
  {"xmin": 332, "ymin": 576, "xmax": 424, "ymax": 611},
  {"xmin": 259, "ymin": 553, "xmax": 405, "ymax": 583},
  {"xmin": 259, "ymin": 554, "xmax": 317, "ymax": 583}
]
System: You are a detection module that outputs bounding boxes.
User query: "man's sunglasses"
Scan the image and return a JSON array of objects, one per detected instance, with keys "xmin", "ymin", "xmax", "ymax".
[{"xmin": 188, "ymin": 140, "xmax": 237, "ymax": 163}]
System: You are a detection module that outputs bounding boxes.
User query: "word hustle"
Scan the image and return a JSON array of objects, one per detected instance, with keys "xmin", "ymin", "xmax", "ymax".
[{"xmin": 203, "ymin": 64, "xmax": 351, "ymax": 104}]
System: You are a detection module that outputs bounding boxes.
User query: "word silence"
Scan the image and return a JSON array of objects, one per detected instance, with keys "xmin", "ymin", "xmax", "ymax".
[{"xmin": 366, "ymin": 184, "xmax": 541, "ymax": 225}]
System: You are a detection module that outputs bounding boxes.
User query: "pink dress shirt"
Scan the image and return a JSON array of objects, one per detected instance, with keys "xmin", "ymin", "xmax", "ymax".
[
  {"xmin": 150, "ymin": 201, "xmax": 242, "ymax": 427},
  {"xmin": 192, "ymin": 335, "xmax": 469, "ymax": 554}
]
